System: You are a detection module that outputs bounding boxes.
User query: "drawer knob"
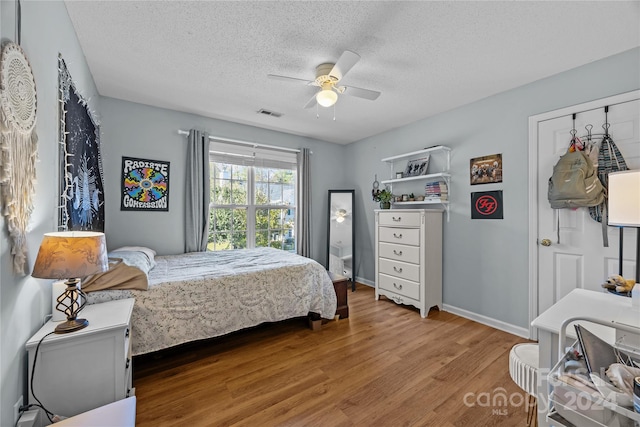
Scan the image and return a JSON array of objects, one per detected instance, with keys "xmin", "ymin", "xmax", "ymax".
[
  {"xmin": 393, "ymin": 233, "xmax": 403, "ymax": 239},
  {"xmin": 393, "ymin": 266, "xmax": 403, "ymax": 273},
  {"xmin": 393, "ymin": 282, "xmax": 403, "ymax": 290},
  {"xmin": 392, "ymin": 216, "xmax": 401, "ymax": 222},
  {"xmin": 393, "ymin": 250, "xmax": 403, "ymax": 256}
]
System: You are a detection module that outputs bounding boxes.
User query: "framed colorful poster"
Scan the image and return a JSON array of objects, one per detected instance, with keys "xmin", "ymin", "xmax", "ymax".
[
  {"xmin": 471, "ymin": 190, "xmax": 503, "ymax": 219},
  {"xmin": 121, "ymin": 157, "xmax": 170, "ymax": 211},
  {"xmin": 470, "ymin": 153, "xmax": 502, "ymax": 185}
]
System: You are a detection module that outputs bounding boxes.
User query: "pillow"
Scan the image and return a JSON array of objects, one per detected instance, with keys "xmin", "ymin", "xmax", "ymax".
[{"xmin": 111, "ymin": 246, "xmax": 156, "ymax": 270}]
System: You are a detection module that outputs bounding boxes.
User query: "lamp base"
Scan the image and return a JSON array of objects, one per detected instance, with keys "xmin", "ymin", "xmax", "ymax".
[{"xmin": 54, "ymin": 318, "xmax": 88, "ymax": 334}]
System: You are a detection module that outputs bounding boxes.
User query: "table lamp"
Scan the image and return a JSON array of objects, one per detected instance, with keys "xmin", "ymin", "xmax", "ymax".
[
  {"xmin": 32, "ymin": 231, "xmax": 109, "ymax": 333},
  {"xmin": 608, "ymin": 170, "xmax": 640, "ymax": 284}
]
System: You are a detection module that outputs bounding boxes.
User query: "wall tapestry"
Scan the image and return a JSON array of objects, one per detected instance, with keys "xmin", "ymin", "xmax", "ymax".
[
  {"xmin": 471, "ymin": 190, "xmax": 503, "ymax": 220},
  {"xmin": 0, "ymin": 42, "xmax": 38, "ymax": 275},
  {"xmin": 121, "ymin": 157, "xmax": 170, "ymax": 211},
  {"xmin": 470, "ymin": 153, "xmax": 502, "ymax": 185},
  {"xmin": 58, "ymin": 55, "xmax": 105, "ymax": 231}
]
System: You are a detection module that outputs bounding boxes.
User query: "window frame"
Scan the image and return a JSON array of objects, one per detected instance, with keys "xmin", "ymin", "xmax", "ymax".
[{"xmin": 208, "ymin": 148, "xmax": 297, "ymax": 252}]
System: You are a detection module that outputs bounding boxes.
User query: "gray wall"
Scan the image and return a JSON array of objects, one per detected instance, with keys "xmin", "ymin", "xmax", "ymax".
[
  {"xmin": 347, "ymin": 47, "xmax": 640, "ymax": 331},
  {"xmin": 0, "ymin": 1, "xmax": 100, "ymax": 426},
  {"xmin": 100, "ymin": 97, "xmax": 346, "ymax": 261},
  {"xmin": 0, "ymin": 1, "xmax": 638, "ymax": 424}
]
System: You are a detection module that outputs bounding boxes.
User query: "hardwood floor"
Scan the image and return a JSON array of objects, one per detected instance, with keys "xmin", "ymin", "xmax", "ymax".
[{"xmin": 133, "ymin": 284, "xmax": 533, "ymax": 426}]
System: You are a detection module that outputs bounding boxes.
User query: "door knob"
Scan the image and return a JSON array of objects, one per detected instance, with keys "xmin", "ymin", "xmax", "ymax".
[{"xmin": 540, "ymin": 238, "xmax": 552, "ymax": 247}]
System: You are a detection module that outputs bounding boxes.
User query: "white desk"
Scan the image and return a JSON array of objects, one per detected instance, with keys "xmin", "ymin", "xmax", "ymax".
[
  {"xmin": 531, "ymin": 288, "xmax": 640, "ymax": 426},
  {"xmin": 54, "ymin": 397, "xmax": 136, "ymax": 426}
]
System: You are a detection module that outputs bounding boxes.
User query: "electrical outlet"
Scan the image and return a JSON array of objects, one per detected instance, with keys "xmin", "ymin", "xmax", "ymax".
[{"xmin": 13, "ymin": 395, "xmax": 23, "ymax": 424}]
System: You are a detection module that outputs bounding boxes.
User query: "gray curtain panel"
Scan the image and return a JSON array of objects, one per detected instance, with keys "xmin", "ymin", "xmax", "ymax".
[
  {"xmin": 185, "ymin": 129, "xmax": 211, "ymax": 252},
  {"xmin": 297, "ymin": 148, "xmax": 311, "ymax": 258}
]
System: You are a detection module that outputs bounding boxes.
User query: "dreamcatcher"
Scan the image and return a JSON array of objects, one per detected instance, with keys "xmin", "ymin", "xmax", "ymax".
[{"xmin": 0, "ymin": 42, "xmax": 38, "ymax": 275}]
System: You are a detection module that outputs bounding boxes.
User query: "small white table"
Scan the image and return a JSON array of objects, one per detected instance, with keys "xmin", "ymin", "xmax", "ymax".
[{"xmin": 531, "ymin": 288, "xmax": 640, "ymax": 426}]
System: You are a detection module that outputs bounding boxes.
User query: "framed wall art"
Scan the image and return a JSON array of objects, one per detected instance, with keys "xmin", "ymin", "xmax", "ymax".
[
  {"xmin": 121, "ymin": 157, "xmax": 170, "ymax": 211},
  {"xmin": 471, "ymin": 190, "xmax": 503, "ymax": 219},
  {"xmin": 58, "ymin": 55, "xmax": 105, "ymax": 231},
  {"xmin": 403, "ymin": 155, "xmax": 430, "ymax": 177},
  {"xmin": 470, "ymin": 153, "xmax": 502, "ymax": 185}
]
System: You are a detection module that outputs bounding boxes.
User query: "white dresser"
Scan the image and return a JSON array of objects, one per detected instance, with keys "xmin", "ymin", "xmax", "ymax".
[
  {"xmin": 375, "ymin": 209, "xmax": 443, "ymax": 317},
  {"xmin": 26, "ymin": 298, "xmax": 135, "ymax": 424}
]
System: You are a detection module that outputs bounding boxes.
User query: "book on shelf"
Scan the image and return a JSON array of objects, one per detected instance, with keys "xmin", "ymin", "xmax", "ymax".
[{"xmin": 424, "ymin": 181, "xmax": 448, "ymax": 197}]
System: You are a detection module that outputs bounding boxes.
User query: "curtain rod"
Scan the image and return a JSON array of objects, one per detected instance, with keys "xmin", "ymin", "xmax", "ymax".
[{"xmin": 178, "ymin": 130, "xmax": 303, "ymax": 154}]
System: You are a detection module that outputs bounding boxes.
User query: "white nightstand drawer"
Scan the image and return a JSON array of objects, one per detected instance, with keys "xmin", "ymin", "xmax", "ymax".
[
  {"xmin": 378, "ymin": 227, "xmax": 420, "ymax": 246},
  {"xmin": 379, "ymin": 273, "xmax": 420, "ymax": 300},
  {"xmin": 379, "ymin": 258, "xmax": 420, "ymax": 282},
  {"xmin": 378, "ymin": 211, "xmax": 421, "ymax": 227},
  {"xmin": 379, "ymin": 242, "xmax": 420, "ymax": 264}
]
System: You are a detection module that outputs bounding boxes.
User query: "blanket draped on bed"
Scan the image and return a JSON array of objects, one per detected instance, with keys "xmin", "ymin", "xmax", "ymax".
[{"xmin": 85, "ymin": 248, "xmax": 337, "ymax": 355}]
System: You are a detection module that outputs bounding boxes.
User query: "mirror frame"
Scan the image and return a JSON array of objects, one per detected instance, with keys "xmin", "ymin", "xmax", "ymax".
[{"xmin": 326, "ymin": 189, "xmax": 356, "ymax": 291}]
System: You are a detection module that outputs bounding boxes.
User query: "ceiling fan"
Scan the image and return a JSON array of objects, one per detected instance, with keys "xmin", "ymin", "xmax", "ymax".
[{"xmin": 268, "ymin": 50, "xmax": 381, "ymax": 109}]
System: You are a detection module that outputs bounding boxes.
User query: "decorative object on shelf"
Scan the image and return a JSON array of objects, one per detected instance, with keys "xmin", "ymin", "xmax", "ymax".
[
  {"xmin": 395, "ymin": 172, "xmax": 403, "ymax": 179},
  {"xmin": 471, "ymin": 191, "xmax": 503, "ymax": 220},
  {"xmin": 31, "ymin": 231, "xmax": 109, "ymax": 334},
  {"xmin": 470, "ymin": 153, "xmax": 502, "ymax": 185},
  {"xmin": 409, "ymin": 193, "xmax": 415, "ymax": 201},
  {"xmin": 121, "ymin": 157, "xmax": 170, "ymax": 211},
  {"xmin": 0, "ymin": 42, "xmax": 38, "ymax": 275},
  {"xmin": 608, "ymin": 170, "xmax": 640, "ymax": 284},
  {"xmin": 58, "ymin": 55, "xmax": 105, "ymax": 231},
  {"xmin": 403, "ymin": 156, "xmax": 430, "ymax": 177},
  {"xmin": 373, "ymin": 188, "xmax": 392, "ymax": 209}
]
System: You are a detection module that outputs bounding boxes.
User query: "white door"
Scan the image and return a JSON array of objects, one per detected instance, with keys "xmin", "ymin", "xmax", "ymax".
[{"xmin": 533, "ymin": 94, "xmax": 640, "ymax": 330}]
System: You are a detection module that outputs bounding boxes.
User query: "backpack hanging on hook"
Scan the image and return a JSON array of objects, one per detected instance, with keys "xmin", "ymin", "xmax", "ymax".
[
  {"xmin": 589, "ymin": 106, "xmax": 629, "ymax": 247},
  {"xmin": 548, "ymin": 113, "xmax": 605, "ymax": 243}
]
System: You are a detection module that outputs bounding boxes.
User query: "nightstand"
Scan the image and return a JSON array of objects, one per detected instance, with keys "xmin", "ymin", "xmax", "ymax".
[
  {"xmin": 25, "ymin": 298, "xmax": 135, "ymax": 422},
  {"xmin": 328, "ymin": 271, "xmax": 349, "ymax": 319}
]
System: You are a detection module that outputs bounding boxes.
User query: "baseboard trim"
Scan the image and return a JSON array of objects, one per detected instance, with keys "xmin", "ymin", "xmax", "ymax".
[
  {"xmin": 442, "ymin": 304, "xmax": 530, "ymax": 339},
  {"xmin": 355, "ymin": 276, "xmax": 374, "ymax": 287}
]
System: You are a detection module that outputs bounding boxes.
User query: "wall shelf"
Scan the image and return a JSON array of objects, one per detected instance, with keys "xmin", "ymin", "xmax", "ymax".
[{"xmin": 380, "ymin": 146, "xmax": 451, "ymax": 221}]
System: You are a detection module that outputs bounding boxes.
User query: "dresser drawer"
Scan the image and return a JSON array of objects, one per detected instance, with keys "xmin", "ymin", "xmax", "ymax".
[
  {"xmin": 379, "ymin": 242, "xmax": 420, "ymax": 264},
  {"xmin": 378, "ymin": 211, "xmax": 421, "ymax": 227},
  {"xmin": 378, "ymin": 273, "xmax": 420, "ymax": 301},
  {"xmin": 379, "ymin": 258, "xmax": 420, "ymax": 282},
  {"xmin": 378, "ymin": 227, "xmax": 420, "ymax": 246}
]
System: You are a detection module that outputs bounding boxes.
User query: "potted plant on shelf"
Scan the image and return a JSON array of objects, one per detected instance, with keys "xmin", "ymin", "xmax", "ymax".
[
  {"xmin": 409, "ymin": 193, "xmax": 415, "ymax": 202},
  {"xmin": 374, "ymin": 189, "xmax": 393, "ymax": 209}
]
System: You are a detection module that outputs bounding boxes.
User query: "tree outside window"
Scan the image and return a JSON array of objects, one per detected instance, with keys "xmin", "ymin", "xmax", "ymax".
[{"xmin": 209, "ymin": 162, "xmax": 296, "ymax": 252}]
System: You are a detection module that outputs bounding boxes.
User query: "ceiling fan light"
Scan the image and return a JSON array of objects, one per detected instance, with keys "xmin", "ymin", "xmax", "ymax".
[{"xmin": 316, "ymin": 89, "xmax": 337, "ymax": 107}]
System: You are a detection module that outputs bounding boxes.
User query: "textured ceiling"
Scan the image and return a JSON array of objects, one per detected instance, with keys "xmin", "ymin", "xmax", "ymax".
[{"xmin": 64, "ymin": 1, "xmax": 640, "ymax": 144}]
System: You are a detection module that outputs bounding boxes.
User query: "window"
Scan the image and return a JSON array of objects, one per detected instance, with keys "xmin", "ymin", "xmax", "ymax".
[{"xmin": 208, "ymin": 141, "xmax": 297, "ymax": 252}]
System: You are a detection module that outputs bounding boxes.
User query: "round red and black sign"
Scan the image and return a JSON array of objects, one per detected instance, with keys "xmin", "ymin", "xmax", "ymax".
[{"xmin": 475, "ymin": 195, "xmax": 498, "ymax": 215}]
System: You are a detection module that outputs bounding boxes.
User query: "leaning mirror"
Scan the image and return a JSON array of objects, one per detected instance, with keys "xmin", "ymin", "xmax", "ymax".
[{"xmin": 327, "ymin": 190, "xmax": 355, "ymax": 291}]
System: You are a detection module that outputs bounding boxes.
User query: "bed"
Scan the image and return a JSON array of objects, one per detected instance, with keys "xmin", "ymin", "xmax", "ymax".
[{"xmin": 83, "ymin": 247, "xmax": 337, "ymax": 355}]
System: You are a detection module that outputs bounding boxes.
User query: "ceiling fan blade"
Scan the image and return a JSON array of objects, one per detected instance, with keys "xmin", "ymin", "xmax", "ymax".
[
  {"xmin": 303, "ymin": 93, "xmax": 317, "ymax": 109},
  {"xmin": 267, "ymin": 74, "xmax": 315, "ymax": 85},
  {"xmin": 329, "ymin": 50, "xmax": 360, "ymax": 81},
  {"xmin": 341, "ymin": 85, "xmax": 381, "ymax": 101}
]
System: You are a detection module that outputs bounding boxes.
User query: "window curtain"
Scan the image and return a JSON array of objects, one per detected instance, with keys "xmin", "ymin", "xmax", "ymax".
[
  {"xmin": 297, "ymin": 148, "xmax": 311, "ymax": 257},
  {"xmin": 185, "ymin": 129, "xmax": 210, "ymax": 252}
]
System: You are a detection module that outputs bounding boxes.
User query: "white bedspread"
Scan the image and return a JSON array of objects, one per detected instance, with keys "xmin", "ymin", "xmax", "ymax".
[{"xmin": 85, "ymin": 248, "xmax": 337, "ymax": 355}]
